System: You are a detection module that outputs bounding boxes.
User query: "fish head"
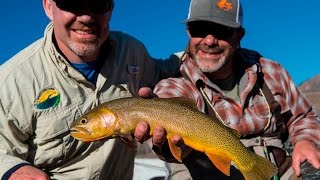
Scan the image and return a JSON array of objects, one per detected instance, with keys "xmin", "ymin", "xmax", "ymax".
[{"xmin": 70, "ymin": 107, "xmax": 118, "ymax": 142}]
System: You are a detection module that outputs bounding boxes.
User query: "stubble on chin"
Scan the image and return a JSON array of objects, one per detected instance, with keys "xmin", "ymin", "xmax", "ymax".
[
  {"xmin": 194, "ymin": 53, "xmax": 227, "ymax": 73},
  {"xmin": 67, "ymin": 23, "xmax": 105, "ymax": 57},
  {"xmin": 67, "ymin": 39, "xmax": 102, "ymax": 57}
]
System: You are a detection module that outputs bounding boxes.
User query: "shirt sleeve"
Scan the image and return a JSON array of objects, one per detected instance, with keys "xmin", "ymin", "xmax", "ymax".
[
  {"xmin": 154, "ymin": 77, "xmax": 204, "ymax": 111},
  {"xmin": 121, "ymin": 33, "xmax": 181, "ymax": 89},
  {"xmin": 153, "ymin": 54, "xmax": 181, "ymax": 80},
  {"xmin": 0, "ymin": 82, "xmax": 31, "ymax": 178},
  {"xmin": 262, "ymin": 59, "xmax": 320, "ymax": 146}
]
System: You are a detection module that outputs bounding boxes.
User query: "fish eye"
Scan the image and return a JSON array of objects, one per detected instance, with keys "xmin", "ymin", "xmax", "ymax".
[{"xmin": 80, "ymin": 118, "xmax": 88, "ymax": 124}]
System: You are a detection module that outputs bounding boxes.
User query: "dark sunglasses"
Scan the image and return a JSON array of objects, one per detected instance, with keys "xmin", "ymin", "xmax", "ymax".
[
  {"xmin": 53, "ymin": 0, "xmax": 113, "ymax": 14},
  {"xmin": 187, "ymin": 21, "xmax": 236, "ymax": 40}
]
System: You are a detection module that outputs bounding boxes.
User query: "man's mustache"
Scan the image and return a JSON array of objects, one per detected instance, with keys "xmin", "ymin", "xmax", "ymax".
[
  {"xmin": 69, "ymin": 22, "xmax": 100, "ymax": 34},
  {"xmin": 197, "ymin": 44, "xmax": 224, "ymax": 54}
]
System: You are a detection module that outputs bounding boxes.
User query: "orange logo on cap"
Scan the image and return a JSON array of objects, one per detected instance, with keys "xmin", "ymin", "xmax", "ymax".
[{"xmin": 217, "ymin": 0, "xmax": 233, "ymax": 11}]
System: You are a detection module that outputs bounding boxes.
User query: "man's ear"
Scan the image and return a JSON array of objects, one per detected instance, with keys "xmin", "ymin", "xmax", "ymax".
[
  {"xmin": 233, "ymin": 27, "xmax": 245, "ymax": 48},
  {"xmin": 43, "ymin": 0, "xmax": 53, "ymax": 20}
]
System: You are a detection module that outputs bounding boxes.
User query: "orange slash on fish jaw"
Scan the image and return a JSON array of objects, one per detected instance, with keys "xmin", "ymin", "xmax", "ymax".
[
  {"xmin": 70, "ymin": 126, "xmax": 92, "ymax": 142},
  {"xmin": 71, "ymin": 126, "xmax": 91, "ymax": 135}
]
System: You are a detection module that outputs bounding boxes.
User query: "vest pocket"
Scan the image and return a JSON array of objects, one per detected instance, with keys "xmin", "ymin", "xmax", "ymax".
[{"xmin": 31, "ymin": 103, "xmax": 83, "ymax": 167}]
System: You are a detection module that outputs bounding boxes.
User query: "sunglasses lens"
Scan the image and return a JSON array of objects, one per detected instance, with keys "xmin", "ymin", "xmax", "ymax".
[
  {"xmin": 54, "ymin": 0, "xmax": 72, "ymax": 12},
  {"xmin": 188, "ymin": 22, "xmax": 235, "ymax": 40},
  {"xmin": 91, "ymin": 0, "xmax": 113, "ymax": 14},
  {"xmin": 54, "ymin": 0, "xmax": 113, "ymax": 14}
]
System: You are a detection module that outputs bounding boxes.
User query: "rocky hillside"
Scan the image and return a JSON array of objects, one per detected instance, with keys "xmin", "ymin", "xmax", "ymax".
[{"xmin": 299, "ymin": 74, "xmax": 320, "ymax": 114}]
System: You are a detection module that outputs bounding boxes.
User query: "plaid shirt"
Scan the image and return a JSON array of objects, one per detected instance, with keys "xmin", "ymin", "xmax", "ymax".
[{"xmin": 154, "ymin": 49, "xmax": 320, "ymax": 146}]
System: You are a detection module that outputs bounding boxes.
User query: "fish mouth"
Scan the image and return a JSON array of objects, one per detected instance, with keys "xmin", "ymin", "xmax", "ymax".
[{"xmin": 70, "ymin": 127, "xmax": 91, "ymax": 135}]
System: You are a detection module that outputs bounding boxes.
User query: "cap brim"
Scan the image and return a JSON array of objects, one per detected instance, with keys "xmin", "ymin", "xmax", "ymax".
[{"xmin": 184, "ymin": 17, "xmax": 241, "ymax": 28}]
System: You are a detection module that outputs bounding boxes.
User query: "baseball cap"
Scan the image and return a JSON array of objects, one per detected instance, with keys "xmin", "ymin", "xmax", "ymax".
[{"xmin": 186, "ymin": 0, "xmax": 243, "ymax": 28}]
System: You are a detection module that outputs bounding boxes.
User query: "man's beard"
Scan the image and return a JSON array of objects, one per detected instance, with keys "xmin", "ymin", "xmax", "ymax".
[
  {"xmin": 67, "ymin": 22, "xmax": 105, "ymax": 58},
  {"xmin": 67, "ymin": 38, "xmax": 102, "ymax": 57},
  {"xmin": 194, "ymin": 52, "xmax": 228, "ymax": 73}
]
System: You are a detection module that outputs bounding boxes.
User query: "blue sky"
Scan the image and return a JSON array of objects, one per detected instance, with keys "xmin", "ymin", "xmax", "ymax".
[{"xmin": 1, "ymin": 1, "xmax": 319, "ymax": 85}]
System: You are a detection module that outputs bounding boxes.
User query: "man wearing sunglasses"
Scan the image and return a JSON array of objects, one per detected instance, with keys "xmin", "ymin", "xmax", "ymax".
[
  {"xmin": 0, "ymin": 0, "xmax": 180, "ymax": 179},
  {"xmin": 147, "ymin": 0, "xmax": 320, "ymax": 179}
]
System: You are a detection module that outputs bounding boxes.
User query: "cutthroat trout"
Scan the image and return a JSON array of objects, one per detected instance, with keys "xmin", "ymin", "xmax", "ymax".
[{"xmin": 70, "ymin": 97, "xmax": 277, "ymax": 180}]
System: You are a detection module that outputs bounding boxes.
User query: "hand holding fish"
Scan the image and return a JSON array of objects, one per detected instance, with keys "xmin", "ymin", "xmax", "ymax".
[
  {"xmin": 134, "ymin": 122, "xmax": 193, "ymax": 162},
  {"xmin": 292, "ymin": 140, "xmax": 320, "ymax": 176},
  {"xmin": 135, "ymin": 123, "xmax": 167, "ymax": 147},
  {"xmin": 135, "ymin": 87, "xmax": 191, "ymax": 160},
  {"xmin": 137, "ymin": 87, "xmax": 155, "ymax": 98},
  {"xmin": 134, "ymin": 121, "xmax": 152, "ymax": 143}
]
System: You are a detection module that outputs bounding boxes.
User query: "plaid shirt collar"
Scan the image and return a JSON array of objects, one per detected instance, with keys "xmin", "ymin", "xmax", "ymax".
[{"xmin": 181, "ymin": 52, "xmax": 261, "ymax": 108}]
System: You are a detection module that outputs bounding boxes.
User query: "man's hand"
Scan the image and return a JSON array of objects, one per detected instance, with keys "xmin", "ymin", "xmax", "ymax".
[
  {"xmin": 292, "ymin": 140, "xmax": 320, "ymax": 176},
  {"xmin": 138, "ymin": 87, "xmax": 155, "ymax": 98},
  {"xmin": 134, "ymin": 122, "xmax": 193, "ymax": 162},
  {"xmin": 134, "ymin": 121, "xmax": 152, "ymax": 143},
  {"xmin": 9, "ymin": 165, "xmax": 49, "ymax": 180},
  {"xmin": 133, "ymin": 121, "xmax": 168, "ymax": 146},
  {"xmin": 135, "ymin": 90, "xmax": 194, "ymax": 161}
]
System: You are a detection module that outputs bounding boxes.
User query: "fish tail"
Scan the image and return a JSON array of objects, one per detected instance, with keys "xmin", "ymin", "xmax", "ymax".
[{"xmin": 239, "ymin": 152, "xmax": 278, "ymax": 180}]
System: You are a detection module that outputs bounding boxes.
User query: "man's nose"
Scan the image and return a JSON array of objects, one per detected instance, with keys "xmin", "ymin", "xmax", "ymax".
[
  {"xmin": 202, "ymin": 34, "xmax": 218, "ymax": 46},
  {"xmin": 76, "ymin": 13, "xmax": 96, "ymax": 23}
]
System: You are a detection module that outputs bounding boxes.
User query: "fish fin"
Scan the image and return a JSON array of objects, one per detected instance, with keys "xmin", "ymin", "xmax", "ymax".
[
  {"xmin": 167, "ymin": 137, "xmax": 182, "ymax": 162},
  {"xmin": 238, "ymin": 151, "xmax": 278, "ymax": 180},
  {"xmin": 205, "ymin": 151, "xmax": 231, "ymax": 176}
]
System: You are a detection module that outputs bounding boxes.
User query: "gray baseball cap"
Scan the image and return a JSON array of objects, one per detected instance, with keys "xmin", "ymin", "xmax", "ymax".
[{"xmin": 186, "ymin": 0, "xmax": 243, "ymax": 28}]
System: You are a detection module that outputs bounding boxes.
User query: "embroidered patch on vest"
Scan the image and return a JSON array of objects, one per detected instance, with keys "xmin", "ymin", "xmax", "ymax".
[
  {"xmin": 217, "ymin": 0, "xmax": 233, "ymax": 11},
  {"xmin": 34, "ymin": 88, "xmax": 60, "ymax": 109}
]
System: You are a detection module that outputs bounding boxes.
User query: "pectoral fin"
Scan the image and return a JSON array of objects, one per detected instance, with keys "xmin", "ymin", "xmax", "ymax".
[
  {"xmin": 167, "ymin": 137, "xmax": 182, "ymax": 162},
  {"xmin": 205, "ymin": 151, "xmax": 232, "ymax": 176}
]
